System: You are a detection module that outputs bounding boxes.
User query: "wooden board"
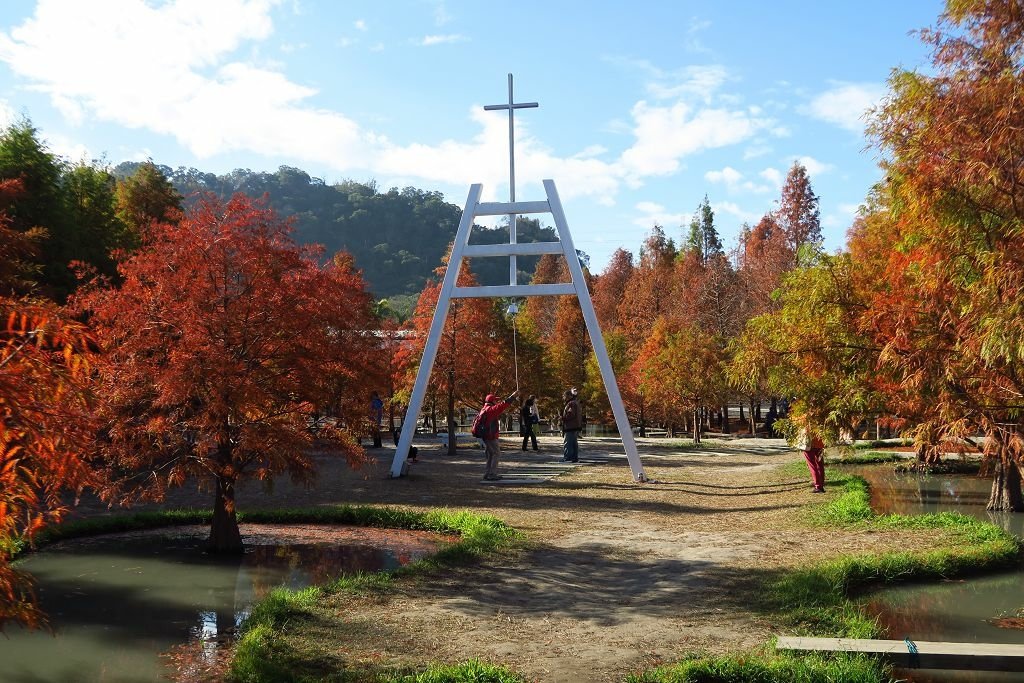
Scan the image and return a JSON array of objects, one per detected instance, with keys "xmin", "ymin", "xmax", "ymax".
[{"xmin": 776, "ymin": 636, "xmax": 1024, "ymax": 671}]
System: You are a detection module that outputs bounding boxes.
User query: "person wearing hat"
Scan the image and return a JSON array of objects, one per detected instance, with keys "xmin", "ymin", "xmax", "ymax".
[
  {"xmin": 561, "ymin": 389, "xmax": 583, "ymax": 462},
  {"xmin": 476, "ymin": 390, "xmax": 519, "ymax": 480}
]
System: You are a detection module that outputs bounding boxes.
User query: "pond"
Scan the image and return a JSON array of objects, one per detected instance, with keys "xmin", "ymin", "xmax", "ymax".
[
  {"xmin": 0, "ymin": 524, "xmax": 453, "ymax": 683},
  {"xmin": 848, "ymin": 465, "xmax": 1024, "ymax": 683}
]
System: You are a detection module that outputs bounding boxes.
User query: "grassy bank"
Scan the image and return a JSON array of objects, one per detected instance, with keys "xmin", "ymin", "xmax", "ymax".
[
  {"xmin": 630, "ymin": 464, "xmax": 1021, "ymax": 683},
  {"xmin": 228, "ymin": 507, "xmax": 521, "ymax": 683}
]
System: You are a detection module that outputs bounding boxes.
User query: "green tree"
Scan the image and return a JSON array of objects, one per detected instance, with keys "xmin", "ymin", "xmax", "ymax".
[
  {"xmin": 685, "ymin": 195, "xmax": 723, "ymax": 265},
  {"xmin": 115, "ymin": 160, "xmax": 182, "ymax": 239}
]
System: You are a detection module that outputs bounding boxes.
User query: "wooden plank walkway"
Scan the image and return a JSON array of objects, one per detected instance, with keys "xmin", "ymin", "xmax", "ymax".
[{"xmin": 776, "ymin": 636, "xmax": 1024, "ymax": 672}]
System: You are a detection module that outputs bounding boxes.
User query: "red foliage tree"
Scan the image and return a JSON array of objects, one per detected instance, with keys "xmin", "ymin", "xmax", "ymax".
[
  {"xmin": 78, "ymin": 194, "xmax": 378, "ymax": 552},
  {"xmin": 0, "ymin": 299, "xmax": 96, "ymax": 629},
  {"xmin": 591, "ymin": 248, "xmax": 634, "ymax": 331},
  {"xmin": 395, "ymin": 258, "xmax": 506, "ymax": 452},
  {"xmin": 776, "ymin": 162, "xmax": 822, "ymax": 267},
  {"xmin": 0, "ymin": 179, "xmax": 97, "ymax": 629}
]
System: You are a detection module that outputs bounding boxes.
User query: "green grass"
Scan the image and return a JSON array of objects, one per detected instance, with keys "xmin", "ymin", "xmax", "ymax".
[
  {"xmin": 627, "ymin": 650, "xmax": 885, "ymax": 683},
  {"xmin": 379, "ymin": 660, "xmax": 525, "ymax": 682},
  {"xmin": 851, "ymin": 439, "xmax": 912, "ymax": 450},
  {"xmin": 634, "ymin": 460, "xmax": 1021, "ymax": 683},
  {"xmin": 229, "ymin": 506, "xmax": 520, "ymax": 683},
  {"xmin": 828, "ymin": 451, "xmax": 907, "ymax": 465}
]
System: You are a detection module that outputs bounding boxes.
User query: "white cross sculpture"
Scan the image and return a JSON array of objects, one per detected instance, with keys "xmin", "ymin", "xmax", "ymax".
[
  {"xmin": 484, "ymin": 73, "xmax": 537, "ymax": 285},
  {"xmin": 389, "ymin": 74, "xmax": 647, "ymax": 482}
]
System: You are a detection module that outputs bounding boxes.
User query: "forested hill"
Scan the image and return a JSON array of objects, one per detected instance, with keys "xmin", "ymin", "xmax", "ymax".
[{"xmin": 113, "ymin": 162, "xmax": 556, "ymax": 300}]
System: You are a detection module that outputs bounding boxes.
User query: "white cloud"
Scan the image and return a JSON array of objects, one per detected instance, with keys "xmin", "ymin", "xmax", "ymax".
[
  {"xmin": 713, "ymin": 200, "xmax": 762, "ymax": 224},
  {"xmin": 794, "ymin": 155, "xmax": 833, "ymax": 177},
  {"xmin": 419, "ymin": 34, "xmax": 466, "ymax": 46},
  {"xmin": 432, "ymin": 1, "xmax": 452, "ymax": 26},
  {"xmin": 806, "ymin": 81, "xmax": 885, "ymax": 133},
  {"xmin": 838, "ymin": 202, "xmax": 861, "ymax": 216},
  {"xmin": 632, "ymin": 200, "xmax": 687, "ymax": 230},
  {"xmin": 743, "ymin": 144, "xmax": 771, "ymax": 160},
  {"xmin": 705, "ymin": 166, "xmax": 771, "ymax": 194},
  {"xmin": 620, "ymin": 101, "xmax": 778, "ymax": 177},
  {"xmin": 685, "ymin": 17, "xmax": 712, "ymax": 54},
  {"xmin": 0, "ymin": 99, "xmax": 14, "ymax": 128},
  {"xmin": 759, "ymin": 167, "xmax": 782, "ymax": 186},
  {"xmin": 0, "ymin": 0, "xmax": 792, "ymax": 214},
  {"xmin": 354, "ymin": 19, "xmax": 367, "ymax": 31},
  {"xmin": 705, "ymin": 166, "xmax": 742, "ymax": 186},
  {"xmin": 606, "ymin": 56, "xmax": 728, "ymax": 104}
]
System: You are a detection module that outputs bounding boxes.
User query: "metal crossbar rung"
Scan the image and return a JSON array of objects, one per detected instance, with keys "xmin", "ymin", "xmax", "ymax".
[
  {"xmin": 463, "ymin": 242, "xmax": 564, "ymax": 258},
  {"xmin": 474, "ymin": 200, "xmax": 551, "ymax": 216},
  {"xmin": 451, "ymin": 283, "xmax": 576, "ymax": 298}
]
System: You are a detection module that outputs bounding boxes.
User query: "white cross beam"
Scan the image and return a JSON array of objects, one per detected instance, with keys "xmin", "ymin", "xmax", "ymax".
[{"xmin": 484, "ymin": 73, "xmax": 537, "ymax": 285}]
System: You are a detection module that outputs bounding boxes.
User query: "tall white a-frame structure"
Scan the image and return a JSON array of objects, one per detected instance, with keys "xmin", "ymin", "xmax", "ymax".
[{"xmin": 389, "ymin": 76, "xmax": 647, "ymax": 482}]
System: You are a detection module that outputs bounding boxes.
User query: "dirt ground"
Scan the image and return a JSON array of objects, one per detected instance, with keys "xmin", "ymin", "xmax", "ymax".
[{"xmin": 73, "ymin": 434, "xmax": 947, "ymax": 682}]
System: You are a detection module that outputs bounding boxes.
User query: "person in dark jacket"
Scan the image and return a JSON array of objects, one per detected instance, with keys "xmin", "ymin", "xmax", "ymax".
[
  {"xmin": 520, "ymin": 395, "xmax": 539, "ymax": 451},
  {"xmin": 478, "ymin": 390, "xmax": 518, "ymax": 480},
  {"xmin": 561, "ymin": 389, "xmax": 582, "ymax": 462}
]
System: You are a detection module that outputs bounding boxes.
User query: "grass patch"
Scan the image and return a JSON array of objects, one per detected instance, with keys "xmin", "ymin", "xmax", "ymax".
[
  {"xmin": 829, "ymin": 451, "xmax": 907, "ymax": 465},
  {"xmin": 229, "ymin": 506, "xmax": 520, "ymax": 683},
  {"xmin": 379, "ymin": 660, "xmax": 525, "ymax": 682},
  {"xmin": 627, "ymin": 650, "xmax": 884, "ymax": 683},
  {"xmin": 640, "ymin": 459, "xmax": 1021, "ymax": 682},
  {"xmin": 851, "ymin": 439, "xmax": 912, "ymax": 450}
]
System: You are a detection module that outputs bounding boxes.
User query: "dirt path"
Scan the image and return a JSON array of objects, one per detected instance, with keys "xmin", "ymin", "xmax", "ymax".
[{"xmin": 72, "ymin": 435, "xmax": 939, "ymax": 682}]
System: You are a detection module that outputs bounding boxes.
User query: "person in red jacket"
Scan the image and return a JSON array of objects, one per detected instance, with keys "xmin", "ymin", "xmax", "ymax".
[{"xmin": 478, "ymin": 390, "xmax": 518, "ymax": 480}]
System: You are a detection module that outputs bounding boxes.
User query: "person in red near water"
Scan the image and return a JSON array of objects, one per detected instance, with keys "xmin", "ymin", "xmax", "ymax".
[
  {"xmin": 477, "ymin": 390, "xmax": 518, "ymax": 480},
  {"xmin": 797, "ymin": 426, "xmax": 827, "ymax": 493}
]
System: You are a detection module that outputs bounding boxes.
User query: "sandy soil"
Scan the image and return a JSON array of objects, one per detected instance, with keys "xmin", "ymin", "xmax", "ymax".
[{"xmin": 71, "ymin": 435, "xmax": 947, "ymax": 682}]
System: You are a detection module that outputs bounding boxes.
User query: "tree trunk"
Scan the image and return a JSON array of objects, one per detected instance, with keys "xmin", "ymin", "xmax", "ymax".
[
  {"xmin": 748, "ymin": 398, "xmax": 757, "ymax": 436},
  {"xmin": 208, "ymin": 474, "xmax": 244, "ymax": 554},
  {"xmin": 987, "ymin": 458, "xmax": 1024, "ymax": 512},
  {"xmin": 692, "ymin": 407, "xmax": 701, "ymax": 444},
  {"xmin": 639, "ymin": 400, "xmax": 646, "ymax": 438},
  {"xmin": 447, "ymin": 378, "xmax": 457, "ymax": 456},
  {"xmin": 738, "ymin": 402, "xmax": 745, "ymax": 423},
  {"xmin": 720, "ymin": 404, "xmax": 730, "ymax": 434}
]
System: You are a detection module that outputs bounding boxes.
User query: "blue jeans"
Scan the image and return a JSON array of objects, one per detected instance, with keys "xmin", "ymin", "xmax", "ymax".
[{"xmin": 562, "ymin": 429, "xmax": 579, "ymax": 462}]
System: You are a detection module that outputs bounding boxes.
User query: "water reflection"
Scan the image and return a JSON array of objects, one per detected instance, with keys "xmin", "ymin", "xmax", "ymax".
[
  {"xmin": 848, "ymin": 465, "xmax": 1024, "ymax": 683},
  {"xmin": 0, "ymin": 526, "xmax": 445, "ymax": 683},
  {"xmin": 848, "ymin": 466, "xmax": 1024, "ymax": 538}
]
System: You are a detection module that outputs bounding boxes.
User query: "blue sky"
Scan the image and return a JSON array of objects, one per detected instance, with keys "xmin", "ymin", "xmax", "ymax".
[{"xmin": 0, "ymin": 0, "xmax": 944, "ymax": 272}]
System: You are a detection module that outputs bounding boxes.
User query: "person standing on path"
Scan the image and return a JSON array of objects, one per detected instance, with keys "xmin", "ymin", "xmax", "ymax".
[
  {"xmin": 520, "ymin": 395, "xmax": 539, "ymax": 451},
  {"xmin": 561, "ymin": 389, "xmax": 582, "ymax": 462},
  {"xmin": 477, "ymin": 391, "xmax": 518, "ymax": 480},
  {"xmin": 369, "ymin": 391, "xmax": 384, "ymax": 448},
  {"xmin": 796, "ymin": 426, "xmax": 826, "ymax": 492}
]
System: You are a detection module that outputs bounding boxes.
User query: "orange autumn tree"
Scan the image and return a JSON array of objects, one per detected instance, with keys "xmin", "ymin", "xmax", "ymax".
[
  {"xmin": 0, "ymin": 185, "xmax": 97, "ymax": 629},
  {"xmin": 396, "ymin": 257, "xmax": 505, "ymax": 454},
  {"xmin": 79, "ymin": 194, "xmax": 378, "ymax": 553},
  {"xmin": 868, "ymin": 0, "xmax": 1024, "ymax": 509}
]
